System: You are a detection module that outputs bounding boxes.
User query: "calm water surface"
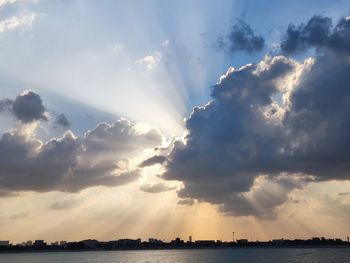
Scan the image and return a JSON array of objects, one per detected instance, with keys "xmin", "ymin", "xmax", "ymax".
[{"xmin": 0, "ymin": 248, "xmax": 349, "ymax": 263}]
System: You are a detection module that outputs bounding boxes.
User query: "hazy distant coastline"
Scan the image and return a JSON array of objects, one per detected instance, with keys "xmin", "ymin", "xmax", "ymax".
[{"xmin": 1, "ymin": 237, "xmax": 349, "ymax": 254}]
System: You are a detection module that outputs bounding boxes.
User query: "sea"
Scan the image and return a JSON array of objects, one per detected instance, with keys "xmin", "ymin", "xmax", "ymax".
[{"xmin": 0, "ymin": 248, "xmax": 349, "ymax": 263}]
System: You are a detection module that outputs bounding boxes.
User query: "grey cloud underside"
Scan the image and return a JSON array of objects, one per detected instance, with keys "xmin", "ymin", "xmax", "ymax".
[
  {"xmin": 139, "ymin": 155, "xmax": 168, "ymax": 167},
  {"xmin": 217, "ymin": 19, "xmax": 265, "ymax": 54},
  {"xmin": 164, "ymin": 16, "xmax": 350, "ymax": 218},
  {"xmin": 177, "ymin": 199, "xmax": 194, "ymax": 206},
  {"xmin": 0, "ymin": 119, "xmax": 163, "ymax": 192},
  {"xmin": 140, "ymin": 182, "xmax": 176, "ymax": 193}
]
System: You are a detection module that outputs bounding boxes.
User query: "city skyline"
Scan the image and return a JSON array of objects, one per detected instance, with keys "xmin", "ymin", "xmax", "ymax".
[
  {"xmin": 1, "ymin": 235, "xmax": 350, "ymax": 250},
  {"xmin": 0, "ymin": 0, "xmax": 350, "ymax": 244}
]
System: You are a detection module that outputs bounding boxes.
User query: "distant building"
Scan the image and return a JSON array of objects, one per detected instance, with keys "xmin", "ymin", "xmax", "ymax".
[
  {"xmin": 108, "ymin": 239, "xmax": 141, "ymax": 248},
  {"xmin": 194, "ymin": 240, "xmax": 216, "ymax": 247},
  {"xmin": 25, "ymin": 241, "xmax": 33, "ymax": 247},
  {"xmin": 272, "ymin": 239, "xmax": 285, "ymax": 245},
  {"xmin": 60, "ymin": 241, "xmax": 67, "ymax": 247},
  {"xmin": 189, "ymin": 236, "xmax": 192, "ymax": 243},
  {"xmin": 237, "ymin": 239, "xmax": 249, "ymax": 245},
  {"xmin": 148, "ymin": 238, "xmax": 163, "ymax": 244},
  {"xmin": 170, "ymin": 237, "xmax": 184, "ymax": 247},
  {"xmin": 81, "ymin": 239, "xmax": 100, "ymax": 249},
  {"xmin": 119, "ymin": 239, "xmax": 141, "ymax": 247},
  {"xmin": 0, "ymin": 241, "xmax": 10, "ymax": 247},
  {"xmin": 51, "ymin": 241, "xmax": 59, "ymax": 246},
  {"xmin": 33, "ymin": 240, "xmax": 46, "ymax": 248}
]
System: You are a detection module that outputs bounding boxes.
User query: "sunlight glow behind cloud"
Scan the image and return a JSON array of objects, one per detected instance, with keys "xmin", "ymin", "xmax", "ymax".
[{"xmin": 1, "ymin": 0, "xmax": 350, "ymax": 244}]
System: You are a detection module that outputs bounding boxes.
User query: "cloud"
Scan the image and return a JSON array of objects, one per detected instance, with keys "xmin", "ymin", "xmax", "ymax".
[
  {"xmin": 219, "ymin": 174, "xmax": 310, "ymax": 219},
  {"xmin": 216, "ymin": 19, "xmax": 265, "ymax": 54},
  {"xmin": 0, "ymin": 0, "xmax": 39, "ymax": 7},
  {"xmin": 315, "ymin": 193, "xmax": 350, "ymax": 219},
  {"xmin": 0, "ymin": 118, "xmax": 163, "ymax": 193},
  {"xmin": 162, "ymin": 40, "xmax": 170, "ymax": 48},
  {"xmin": 112, "ymin": 43, "xmax": 124, "ymax": 52},
  {"xmin": 83, "ymin": 120, "xmax": 163, "ymax": 159},
  {"xmin": 0, "ymin": 0, "xmax": 16, "ymax": 7},
  {"xmin": 139, "ymin": 155, "xmax": 168, "ymax": 167},
  {"xmin": 55, "ymin": 113, "xmax": 70, "ymax": 128},
  {"xmin": 281, "ymin": 15, "xmax": 350, "ymax": 55},
  {"xmin": 0, "ymin": 98, "xmax": 13, "ymax": 112},
  {"xmin": 162, "ymin": 16, "xmax": 350, "ymax": 218},
  {"xmin": 0, "ymin": 190, "xmax": 18, "ymax": 198},
  {"xmin": 8, "ymin": 211, "xmax": 30, "ymax": 219},
  {"xmin": 12, "ymin": 90, "xmax": 47, "ymax": 123},
  {"xmin": 136, "ymin": 52, "xmax": 162, "ymax": 70},
  {"xmin": 177, "ymin": 199, "xmax": 194, "ymax": 206},
  {"xmin": 50, "ymin": 197, "xmax": 79, "ymax": 210},
  {"xmin": 140, "ymin": 182, "xmax": 176, "ymax": 193},
  {"xmin": 1, "ymin": 91, "xmax": 72, "ymax": 128},
  {"xmin": 0, "ymin": 14, "xmax": 35, "ymax": 33}
]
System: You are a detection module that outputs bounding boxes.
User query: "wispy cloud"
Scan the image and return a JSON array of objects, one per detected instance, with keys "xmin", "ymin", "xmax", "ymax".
[
  {"xmin": 0, "ymin": 0, "xmax": 39, "ymax": 7},
  {"xmin": 0, "ymin": 0, "xmax": 16, "ymax": 7},
  {"xmin": 0, "ymin": 13, "xmax": 35, "ymax": 33}
]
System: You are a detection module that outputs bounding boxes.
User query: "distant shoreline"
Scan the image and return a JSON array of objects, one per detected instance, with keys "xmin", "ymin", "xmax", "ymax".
[{"xmin": 1, "ymin": 246, "xmax": 350, "ymax": 254}]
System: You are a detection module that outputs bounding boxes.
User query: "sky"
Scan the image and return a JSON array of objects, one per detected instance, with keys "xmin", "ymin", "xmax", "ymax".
[{"xmin": 1, "ymin": 0, "xmax": 350, "ymax": 244}]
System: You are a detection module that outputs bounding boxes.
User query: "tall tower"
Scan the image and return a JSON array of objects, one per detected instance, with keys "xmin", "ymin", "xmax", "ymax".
[
  {"xmin": 189, "ymin": 236, "xmax": 192, "ymax": 243},
  {"xmin": 232, "ymin": 232, "xmax": 235, "ymax": 242}
]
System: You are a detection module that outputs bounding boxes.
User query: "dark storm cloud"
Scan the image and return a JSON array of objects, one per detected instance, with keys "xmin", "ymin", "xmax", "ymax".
[
  {"xmin": 216, "ymin": 19, "xmax": 265, "ymax": 54},
  {"xmin": 0, "ymin": 119, "xmax": 163, "ymax": 193},
  {"xmin": 140, "ymin": 182, "xmax": 175, "ymax": 193},
  {"xmin": 55, "ymin": 113, "xmax": 70, "ymax": 128},
  {"xmin": 163, "ymin": 15, "xmax": 350, "ymax": 218},
  {"xmin": 12, "ymin": 90, "xmax": 47, "ymax": 123},
  {"xmin": 139, "ymin": 155, "xmax": 168, "ymax": 167},
  {"xmin": 281, "ymin": 15, "xmax": 350, "ymax": 54}
]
